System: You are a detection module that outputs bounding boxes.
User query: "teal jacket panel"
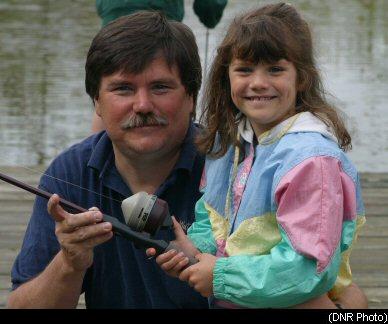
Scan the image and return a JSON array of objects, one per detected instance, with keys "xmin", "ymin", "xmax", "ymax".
[{"xmin": 188, "ymin": 196, "xmax": 217, "ymax": 255}]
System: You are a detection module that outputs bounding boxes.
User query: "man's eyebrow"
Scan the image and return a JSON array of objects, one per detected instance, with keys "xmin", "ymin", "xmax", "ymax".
[
  {"xmin": 106, "ymin": 80, "xmax": 131, "ymax": 88},
  {"xmin": 150, "ymin": 78, "xmax": 179, "ymax": 85}
]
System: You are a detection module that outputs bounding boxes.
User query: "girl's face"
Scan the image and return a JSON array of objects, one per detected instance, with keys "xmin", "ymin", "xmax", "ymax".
[{"xmin": 229, "ymin": 58, "xmax": 298, "ymax": 137}]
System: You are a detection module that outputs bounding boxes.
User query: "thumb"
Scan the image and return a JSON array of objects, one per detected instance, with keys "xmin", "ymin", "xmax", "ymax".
[
  {"xmin": 194, "ymin": 253, "xmax": 203, "ymax": 261},
  {"xmin": 146, "ymin": 248, "xmax": 156, "ymax": 257},
  {"xmin": 47, "ymin": 194, "xmax": 69, "ymax": 222},
  {"xmin": 172, "ymin": 216, "xmax": 186, "ymax": 239}
]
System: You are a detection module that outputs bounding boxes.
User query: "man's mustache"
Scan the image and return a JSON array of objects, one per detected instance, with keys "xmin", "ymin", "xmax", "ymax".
[{"xmin": 120, "ymin": 113, "xmax": 169, "ymax": 129}]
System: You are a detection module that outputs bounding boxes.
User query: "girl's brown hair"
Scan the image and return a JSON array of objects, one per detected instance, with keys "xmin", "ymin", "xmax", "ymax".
[{"xmin": 197, "ymin": 2, "xmax": 351, "ymax": 157}]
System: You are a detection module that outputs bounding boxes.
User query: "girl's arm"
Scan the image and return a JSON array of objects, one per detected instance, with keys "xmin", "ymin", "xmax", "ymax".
[
  {"xmin": 212, "ymin": 156, "xmax": 362, "ymax": 308},
  {"xmin": 186, "ymin": 196, "xmax": 217, "ymax": 255}
]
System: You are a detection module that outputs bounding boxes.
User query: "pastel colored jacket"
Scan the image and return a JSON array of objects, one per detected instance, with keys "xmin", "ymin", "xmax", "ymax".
[{"xmin": 188, "ymin": 112, "xmax": 365, "ymax": 308}]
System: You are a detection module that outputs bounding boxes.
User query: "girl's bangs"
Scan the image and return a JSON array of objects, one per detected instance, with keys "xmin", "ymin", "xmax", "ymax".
[{"xmin": 231, "ymin": 19, "xmax": 290, "ymax": 64}]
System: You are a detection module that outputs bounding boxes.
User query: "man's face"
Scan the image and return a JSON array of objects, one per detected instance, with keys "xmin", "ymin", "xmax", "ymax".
[{"xmin": 95, "ymin": 56, "xmax": 194, "ymax": 160}]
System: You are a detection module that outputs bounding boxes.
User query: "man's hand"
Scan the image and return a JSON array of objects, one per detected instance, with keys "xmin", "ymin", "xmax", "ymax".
[
  {"xmin": 47, "ymin": 194, "xmax": 113, "ymax": 272},
  {"xmin": 179, "ymin": 253, "xmax": 217, "ymax": 297},
  {"xmin": 146, "ymin": 216, "xmax": 200, "ymax": 277}
]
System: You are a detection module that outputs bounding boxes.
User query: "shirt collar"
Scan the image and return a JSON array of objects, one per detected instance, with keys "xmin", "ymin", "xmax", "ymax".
[
  {"xmin": 87, "ymin": 131, "xmax": 114, "ymax": 177},
  {"xmin": 172, "ymin": 122, "xmax": 200, "ymax": 174},
  {"xmin": 237, "ymin": 113, "xmax": 301, "ymax": 145}
]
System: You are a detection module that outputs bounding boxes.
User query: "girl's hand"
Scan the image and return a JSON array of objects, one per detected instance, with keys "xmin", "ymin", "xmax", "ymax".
[
  {"xmin": 179, "ymin": 253, "xmax": 217, "ymax": 297},
  {"xmin": 146, "ymin": 216, "xmax": 200, "ymax": 277},
  {"xmin": 152, "ymin": 248, "xmax": 190, "ymax": 278}
]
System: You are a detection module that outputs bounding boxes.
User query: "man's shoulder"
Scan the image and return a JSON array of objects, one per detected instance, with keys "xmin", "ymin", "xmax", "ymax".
[
  {"xmin": 44, "ymin": 132, "xmax": 107, "ymax": 181},
  {"xmin": 54, "ymin": 132, "xmax": 104, "ymax": 163}
]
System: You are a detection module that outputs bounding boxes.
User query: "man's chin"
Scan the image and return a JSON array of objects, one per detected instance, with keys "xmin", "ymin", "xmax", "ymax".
[{"xmin": 123, "ymin": 140, "xmax": 167, "ymax": 156}]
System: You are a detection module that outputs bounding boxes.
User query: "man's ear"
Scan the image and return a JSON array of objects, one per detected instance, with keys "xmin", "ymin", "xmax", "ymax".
[
  {"xmin": 189, "ymin": 96, "xmax": 194, "ymax": 114},
  {"xmin": 188, "ymin": 95, "xmax": 196, "ymax": 120},
  {"xmin": 94, "ymin": 98, "xmax": 102, "ymax": 117}
]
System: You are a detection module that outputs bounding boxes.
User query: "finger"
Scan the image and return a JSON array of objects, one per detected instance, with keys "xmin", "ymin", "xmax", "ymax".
[
  {"xmin": 160, "ymin": 252, "xmax": 186, "ymax": 272},
  {"xmin": 65, "ymin": 222, "xmax": 112, "ymax": 244},
  {"xmin": 146, "ymin": 248, "xmax": 156, "ymax": 257},
  {"xmin": 199, "ymin": 289, "xmax": 210, "ymax": 298},
  {"xmin": 194, "ymin": 253, "xmax": 202, "ymax": 261},
  {"xmin": 172, "ymin": 216, "xmax": 186, "ymax": 238},
  {"xmin": 64, "ymin": 210, "xmax": 103, "ymax": 229},
  {"xmin": 155, "ymin": 249, "xmax": 177, "ymax": 265},
  {"xmin": 77, "ymin": 230, "xmax": 114, "ymax": 250},
  {"xmin": 188, "ymin": 278, "xmax": 196, "ymax": 288},
  {"xmin": 47, "ymin": 194, "xmax": 69, "ymax": 223},
  {"xmin": 171, "ymin": 257, "xmax": 189, "ymax": 273},
  {"xmin": 179, "ymin": 267, "xmax": 191, "ymax": 282}
]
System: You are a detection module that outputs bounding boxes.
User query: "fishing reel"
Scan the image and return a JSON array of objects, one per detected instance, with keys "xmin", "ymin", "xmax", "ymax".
[{"xmin": 121, "ymin": 192, "xmax": 172, "ymax": 236}]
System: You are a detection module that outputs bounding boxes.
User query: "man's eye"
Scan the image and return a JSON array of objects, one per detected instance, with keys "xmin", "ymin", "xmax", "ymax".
[
  {"xmin": 153, "ymin": 84, "xmax": 170, "ymax": 92},
  {"xmin": 269, "ymin": 66, "xmax": 284, "ymax": 73},
  {"xmin": 115, "ymin": 85, "xmax": 132, "ymax": 92}
]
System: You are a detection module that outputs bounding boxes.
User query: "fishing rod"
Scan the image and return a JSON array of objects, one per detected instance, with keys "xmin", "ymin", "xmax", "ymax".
[
  {"xmin": 0, "ymin": 171, "xmax": 197, "ymax": 265},
  {"xmin": 204, "ymin": 28, "xmax": 209, "ymax": 75}
]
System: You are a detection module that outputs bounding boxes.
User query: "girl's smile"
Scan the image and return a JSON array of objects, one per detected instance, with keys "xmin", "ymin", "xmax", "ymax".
[
  {"xmin": 245, "ymin": 96, "xmax": 277, "ymax": 101},
  {"xmin": 229, "ymin": 58, "xmax": 298, "ymax": 137}
]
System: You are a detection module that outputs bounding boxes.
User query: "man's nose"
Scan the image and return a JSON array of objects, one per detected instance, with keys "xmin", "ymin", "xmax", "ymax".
[{"xmin": 132, "ymin": 89, "xmax": 154, "ymax": 113}]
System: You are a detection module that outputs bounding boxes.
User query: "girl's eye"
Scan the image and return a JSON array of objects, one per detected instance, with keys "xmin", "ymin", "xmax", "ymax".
[{"xmin": 235, "ymin": 67, "xmax": 252, "ymax": 73}]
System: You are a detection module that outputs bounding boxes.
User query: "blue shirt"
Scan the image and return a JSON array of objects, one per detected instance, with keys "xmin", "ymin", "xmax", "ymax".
[{"xmin": 11, "ymin": 123, "xmax": 208, "ymax": 308}]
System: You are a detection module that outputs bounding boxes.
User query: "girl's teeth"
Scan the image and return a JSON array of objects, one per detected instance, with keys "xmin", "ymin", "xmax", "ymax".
[{"xmin": 250, "ymin": 97, "xmax": 272, "ymax": 101}]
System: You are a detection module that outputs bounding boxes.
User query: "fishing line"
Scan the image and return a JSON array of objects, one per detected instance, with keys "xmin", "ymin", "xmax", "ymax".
[{"xmin": 0, "ymin": 154, "xmax": 124, "ymax": 205}]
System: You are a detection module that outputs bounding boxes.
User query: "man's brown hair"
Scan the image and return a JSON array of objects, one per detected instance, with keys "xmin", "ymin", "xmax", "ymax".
[{"xmin": 85, "ymin": 11, "xmax": 202, "ymax": 112}]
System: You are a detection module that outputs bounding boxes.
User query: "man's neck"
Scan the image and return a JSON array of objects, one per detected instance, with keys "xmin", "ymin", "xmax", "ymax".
[{"xmin": 113, "ymin": 146, "xmax": 181, "ymax": 194}]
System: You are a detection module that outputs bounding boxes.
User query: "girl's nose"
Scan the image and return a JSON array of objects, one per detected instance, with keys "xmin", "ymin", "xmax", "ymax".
[
  {"xmin": 249, "ymin": 71, "xmax": 269, "ymax": 90},
  {"xmin": 132, "ymin": 89, "xmax": 154, "ymax": 113}
]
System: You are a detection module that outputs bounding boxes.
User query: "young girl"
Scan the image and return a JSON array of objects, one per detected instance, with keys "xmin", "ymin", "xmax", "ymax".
[{"xmin": 149, "ymin": 2, "xmax": 365, "ymax": 308}]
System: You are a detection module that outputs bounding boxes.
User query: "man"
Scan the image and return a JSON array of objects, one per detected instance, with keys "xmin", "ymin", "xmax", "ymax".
[
  {"xmin": 7, "ymin": 12, "xmax": 367, "ymax": 309},
  {"xmin": 8, "ymin": 12, "xmax": 206, "ymax": 308}
]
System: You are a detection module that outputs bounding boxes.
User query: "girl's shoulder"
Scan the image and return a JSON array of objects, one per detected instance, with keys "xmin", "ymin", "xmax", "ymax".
[
  {"xmin": 271, "ymin": 111, "xmax": 343, "ymax": 159},
  {"xmin": 274, "ymin": 132, "xmax": 359, "ymax": 183},
  {"xmin": 277, "ymin": 131, "xmax": 341, "ymax": 156}
]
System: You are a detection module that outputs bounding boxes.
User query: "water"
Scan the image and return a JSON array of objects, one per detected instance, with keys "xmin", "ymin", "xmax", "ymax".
[{"xmin": 0, "ymin": 0, "xmax": 387, "ymax": 171}]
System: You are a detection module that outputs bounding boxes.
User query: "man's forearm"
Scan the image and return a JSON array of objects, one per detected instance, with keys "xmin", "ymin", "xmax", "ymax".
[{"xmin": 7, "ymin": 250, "xmax": 86, "ymax": 308}]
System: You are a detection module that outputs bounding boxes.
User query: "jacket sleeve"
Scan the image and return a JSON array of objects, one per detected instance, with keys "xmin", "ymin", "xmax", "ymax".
[
  {"xmin": 193, "ymin": 0, "xmax": 228, "ymax": 28},
  {"xmin": 187, "ymin": 195, "xmax": 217, "ymax": 254},
  {"xmin": 212, "ymin": 156, "xmax": 358, "ymax": 308}
]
